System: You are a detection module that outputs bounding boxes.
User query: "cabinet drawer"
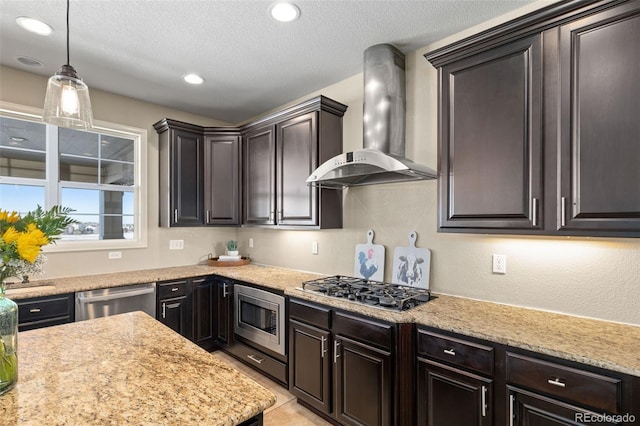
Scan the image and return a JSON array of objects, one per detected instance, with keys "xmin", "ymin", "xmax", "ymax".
[
  {"xmin": 506, "ymin": 352, "xmax": 621, "ymax": 414},
  {"xmin": 18, "ymin": 293, "xmax": 74, "ymax": 323},
  {"xmin": 158, "ymin": 280, "xmax": 188, "ymax": 299},
  {"xmin": 333, "ymin": 310, "xmax": 393, "ymax": 350},
  {"xmin": 226, "ymin": 341, "xmax": 288, "ymax": 385},
  {"xmin": 289, "ymin": 298, "xmax": 331, "ymax": 330},
  {"xmin": 417, "ymin": 329, "xmax": 494, "ymax": 376}
]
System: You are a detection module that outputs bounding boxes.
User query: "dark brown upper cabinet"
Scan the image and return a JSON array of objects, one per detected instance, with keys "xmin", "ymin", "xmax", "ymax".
[
  {"xmin": 426, "ymin": 0, "xmax": 640, "ymax": 237},
  {"xmin": 204, "ymin": 131, "xmax": 241, "ymax": 226},
  {"xmin": 155, "ymin": 120, "xmax": 204, "ymax": 227},
  {"xmin": 557, "ymin": 1, "xmax": 640, "ymax": 234},
  {"xmin": 242, "ymin": 96, "xmax": 347, "ymax": 229},
  {"xmin": 436, "ymin": 35, "xmax": 543, "ymax": 230}
]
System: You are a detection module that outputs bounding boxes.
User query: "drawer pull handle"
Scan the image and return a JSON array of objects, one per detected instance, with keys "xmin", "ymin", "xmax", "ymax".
[
  {"xmin": 547, "ymin": 378, "xmax": 566, "ymax": 388},
  {"xmin": 443, "ymin": 348, "xmax": 456, "ymax": 356},
  {"xmin": 29, "ymin": 308, "xmax": 41, "ymax": 313},
  {"xmin": 247, "ymin": 354, "xmax": 263, "ymax": 364},
  {"xmin": 171, "ymin": 287, "xmax": 179, "ymax": 292}
]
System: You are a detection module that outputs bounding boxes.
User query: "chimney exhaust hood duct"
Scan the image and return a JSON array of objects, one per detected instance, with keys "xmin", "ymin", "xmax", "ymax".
[{"xmin": 306, "ymin": 43, "xmax": 437, "ymax": 189}]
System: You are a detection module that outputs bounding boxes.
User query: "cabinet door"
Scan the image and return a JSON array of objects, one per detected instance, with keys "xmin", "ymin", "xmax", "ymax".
[
  {"xmin": 243, "ymin": 126, "xmax": 276, "ymax": 225},
  {"xmin": 508, "ymin": 386, "xmax": 619, "ymax": 426},
  {"xmin": 558, "ymin": 2, "xmax": 640, "ymax": 234},
  {"xmin": 276, "ymin": 112, "xmax": 318, "ymax": 226},
  {"xmin": 170, "ymin": 128, "xmax": 204, "ymax": 226},
  {"xmin": 417, "ymin": 358, "xmax": 492, "ymax": 426},
  {"xmin": 214, "ymin": 278, "xmax": 233, "ymax": 347},
  {"xmin": 158, "ymin": 295, "xmax": 192, "ymax": 339},
  {"xmin": 439, "ymin": 35, "xmax": 543, "ymax": 230},
  {"xmin": 204, "ymin": 134, "xmax": 241, "ymax": 225},
  {"xmin": 192, "ymin": 277, "xmax": 216, "ymax": 351},
  {"xmin": 289, "ymin": 319, "xmax": 331, "ymax": 415},
  {"xmin": 334, "ymin": 335, "xmax": 392, "ymax": 426}
]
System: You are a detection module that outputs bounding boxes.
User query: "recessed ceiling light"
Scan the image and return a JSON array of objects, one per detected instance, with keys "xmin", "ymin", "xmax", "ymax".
[
  {"xmin": 16, "ymin": 56, "xmax": 44, "ymax": 67},
  {"xmin": 184, "ymin": 74, "xmax": 204, "ymax": 85},
  {"xmin": 270, "ymin": 2, "xmax": 301, "ymax": 22},
  {"xmin": 16, "ymin": 16, "xmax": 54, "ymax": 36}
]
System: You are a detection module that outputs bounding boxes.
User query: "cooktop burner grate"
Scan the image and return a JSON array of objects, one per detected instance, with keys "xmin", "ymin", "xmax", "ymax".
[{"xmin": 302, "ymin": 275, "xmax": 432, "ymax": 311}]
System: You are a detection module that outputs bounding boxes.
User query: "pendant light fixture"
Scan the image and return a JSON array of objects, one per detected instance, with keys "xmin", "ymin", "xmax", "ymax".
[{"xmin": 43, "ymin": 0, "xmax": 93, "ymax": 129}]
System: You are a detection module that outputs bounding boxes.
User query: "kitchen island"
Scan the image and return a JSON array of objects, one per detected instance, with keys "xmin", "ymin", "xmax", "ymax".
[{"xmin": 0, "ymin": 311, "xmax": 275, "ymax": 425}]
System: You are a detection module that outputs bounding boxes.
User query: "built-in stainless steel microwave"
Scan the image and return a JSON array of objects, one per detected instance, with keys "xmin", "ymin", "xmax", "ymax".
[{"xmin": 234, "ymin": 284, "xmax": 286, "ymax": 356}]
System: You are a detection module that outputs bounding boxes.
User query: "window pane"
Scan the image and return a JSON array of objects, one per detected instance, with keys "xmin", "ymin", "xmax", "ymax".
[
  {"xmin": 100, "ymin": 160, "xmax": 134, "ymax": 186},
  {"xmin": 0, "ymin": 183, "xmax": 45, "ymax": 214},
  {"xmin": 59, "ymin": 156, "xmax": 99, "ymax": 183},
  {"xmin": 61, "ymin": 188, "xmax": 99, "ymax": 214},
  {"xmin": 0, "ymin": 117, "xmax": 46, "ymax": 179},
  {"xmin": 59, "ymin": 127, "xmax": 98, "ymax": 157},
  {"xmin": 101, "ymin": 135, "xmax": 134, "ymax": 162}
]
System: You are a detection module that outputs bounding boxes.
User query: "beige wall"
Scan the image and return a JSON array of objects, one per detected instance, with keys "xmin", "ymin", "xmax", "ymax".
[{"xmin": 2, "ymin": 0, "xmax": 639, "ymax": 326}]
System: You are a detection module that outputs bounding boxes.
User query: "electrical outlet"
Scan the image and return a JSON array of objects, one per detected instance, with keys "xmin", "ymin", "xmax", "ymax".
[
  {"xmin": 249, "ymin": 238, "xmax": 254, "ymax": 248},
  {"xmin": 492, "ymin": 254, "xmax": 506, "ymax": 274},
  {"xmin": 169, "ymin": 239, "xmax": 184, "ymax": 250},
  {"xmin": 312, "ymin": 241, "xmax": 318, "ymax": 255},
  {"xmin": 108, "ymin": 251, "xmax": 122, "ymax": 260}
]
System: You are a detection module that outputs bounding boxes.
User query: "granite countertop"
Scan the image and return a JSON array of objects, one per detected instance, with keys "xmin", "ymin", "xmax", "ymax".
[
  {"xmin": 5, "ymin": 264, "xmax": 640, "ymax": 377},
  {"xmin": 5, "ymin": 264, "xmax": 323, "ymax": 299},
  {"xmin": 0, "ymin": 311, "xmax": 276, "ymax": 425},
  {"xmin": 409, "ymin": 295, "xmax": 640, "ymax": 377}
]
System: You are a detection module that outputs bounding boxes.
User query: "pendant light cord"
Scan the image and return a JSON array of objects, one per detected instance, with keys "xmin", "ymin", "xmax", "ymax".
[{"xmin": 66, "ymin": 0, "xmax": 70, "ymax": 66}]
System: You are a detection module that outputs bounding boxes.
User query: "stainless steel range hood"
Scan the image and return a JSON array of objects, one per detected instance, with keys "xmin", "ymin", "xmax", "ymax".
[{"xmin": 307, "ymin": 44, "xmax": 437, "ymax": 189}]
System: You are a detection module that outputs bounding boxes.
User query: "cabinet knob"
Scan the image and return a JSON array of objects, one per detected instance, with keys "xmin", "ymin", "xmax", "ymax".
[
  {"xmin": 171, "ymin": 287, "xmax": 179, "ymax": 292},
  {"xmin": 443, "ymin": 348, "xmax": 456, "ymax": 356}
]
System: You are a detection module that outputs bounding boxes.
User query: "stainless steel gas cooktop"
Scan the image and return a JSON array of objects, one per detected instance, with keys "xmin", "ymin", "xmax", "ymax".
[{"xmin": 302, "ymin": 275, "xmax": 433, "ymax": 311}]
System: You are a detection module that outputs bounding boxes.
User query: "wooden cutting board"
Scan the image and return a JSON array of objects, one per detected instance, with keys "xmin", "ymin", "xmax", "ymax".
[
  {"xmin": 354, "ymin": 229, "xmax": 385, "ymax": 281},
  {"xmin": 391, "ymin": 231, "xmax": 431, "ymax": 289}
]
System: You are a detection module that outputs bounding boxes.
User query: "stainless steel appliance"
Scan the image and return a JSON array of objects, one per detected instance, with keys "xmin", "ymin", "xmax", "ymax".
[
  {"xmin": 302, "ymin": 275, "xmax": 433, "ymax": 311},
  {"xmin": 234, "ymin": 284, "xmax": 285, "ymax": 356},
  {"xmin": 75, "ymin": 282, "xmax": 156, "ymax": 321}
]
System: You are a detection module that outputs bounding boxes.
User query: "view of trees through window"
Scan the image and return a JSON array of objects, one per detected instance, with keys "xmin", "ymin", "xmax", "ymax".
[{"xmin": 0, "ymin": 114, "xmax": 137, "ymax": 242}]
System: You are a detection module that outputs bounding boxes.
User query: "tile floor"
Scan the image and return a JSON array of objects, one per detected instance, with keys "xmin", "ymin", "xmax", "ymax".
[{"xmin": 211, "ymin": 351, "xmax": 332, "ymax": 426}]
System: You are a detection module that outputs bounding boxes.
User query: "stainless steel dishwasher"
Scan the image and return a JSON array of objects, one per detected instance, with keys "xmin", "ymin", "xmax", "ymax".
[{"xmin": 75, "ymin": 282, "xmax": 156, "ymax": 321}]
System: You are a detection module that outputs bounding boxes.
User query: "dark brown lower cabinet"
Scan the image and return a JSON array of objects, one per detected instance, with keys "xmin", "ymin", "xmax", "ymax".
[
  {"xmin": 16, "ymin": 293, "xmax": 74, "ymax": 331},
  {"xmin": 192, "ymin": 276, "xmax": 216, "ymax": 351},
  {"xmin": 157, "ymin": 279, "xmax": 192, "ymax": 340},
  {"xmin": 334, "ymin": 335, "xmax": 392, "ymax": 426},
  {"xmin": 214, "ymin": 276, "xmax": 233, "ymax": 348},
  {"xmin": 288, "ymin": 298, "xmax": 400, "ymax": 426},
  {"xmin": 508, "ymin": 386, "xmax": 618, "ymax": 426},
  {"xmin": 289, "ymin": 319, "xmax": 331, "ymax": 415},
  {"xmin": 417, "ymin": 358, "xmax": 493, "ymax": 426}
]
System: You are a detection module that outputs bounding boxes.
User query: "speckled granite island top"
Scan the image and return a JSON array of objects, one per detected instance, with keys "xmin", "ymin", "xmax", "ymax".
[{"xmin": 0, "ymin": 311, "xmax": 276, "ymax": 425}]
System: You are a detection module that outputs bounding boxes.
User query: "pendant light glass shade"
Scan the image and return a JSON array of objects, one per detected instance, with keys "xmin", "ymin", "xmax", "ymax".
[
  {"xmin": 43, "ymin": 0, "xmax": 93, "ymax": 130},
  {"xmin": 43, "ymin": 64, "xmax": 93, "ymax": 129}
]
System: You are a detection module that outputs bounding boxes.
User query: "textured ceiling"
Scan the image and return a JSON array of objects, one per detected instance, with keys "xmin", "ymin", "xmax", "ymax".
[{"xmin": 1, "ymin": 0, "xmax": 540, "ymax": 123}]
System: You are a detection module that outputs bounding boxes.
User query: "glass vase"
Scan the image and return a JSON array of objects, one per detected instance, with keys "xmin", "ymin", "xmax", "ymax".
[{"xmin": 0, "ymin": 282, "xmax": 18, "ymax": 395}]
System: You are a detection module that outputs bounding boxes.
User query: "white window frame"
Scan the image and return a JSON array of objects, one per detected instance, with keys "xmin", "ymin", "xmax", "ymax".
[{"xmin": 0, "ymin": 101, "xmax": 148, "ymax": 252}]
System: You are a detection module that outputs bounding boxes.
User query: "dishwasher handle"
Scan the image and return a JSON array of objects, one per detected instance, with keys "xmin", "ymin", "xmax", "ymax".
[{"xmin": 76, "ymin": 286, "xmax": 155, "ymax": 303}]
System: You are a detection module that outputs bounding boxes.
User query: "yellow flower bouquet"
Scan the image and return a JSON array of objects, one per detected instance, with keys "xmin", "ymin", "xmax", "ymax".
[{"xmin": 0, "ymin": 206, "xmax": 76, "ymax": 395}]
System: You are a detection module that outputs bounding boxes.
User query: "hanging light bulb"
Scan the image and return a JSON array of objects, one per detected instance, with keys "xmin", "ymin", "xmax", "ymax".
[{"xmin": 43, "ymin": 0, "xmax": 93, "ymax": 129}]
